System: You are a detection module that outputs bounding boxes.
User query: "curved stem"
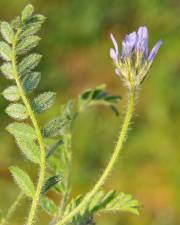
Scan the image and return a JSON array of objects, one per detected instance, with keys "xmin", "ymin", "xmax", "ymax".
[
  {"xmin": 55, "ymin": 86, "xmax": 136, "ymax": 225},
  {"xmin": 59, "ymin": 133, "xmax": 72, "ymax": 214},
  {"xmin": 12, "ymin": 31, "xmax": 46, "ymax": 225},
  {"xmin": 0, "ymin": 193, "xmax": 23, "ymax": 225}
]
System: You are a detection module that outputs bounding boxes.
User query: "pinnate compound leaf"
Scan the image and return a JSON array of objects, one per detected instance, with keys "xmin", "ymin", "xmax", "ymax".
[
  {"xmin": 5, "ymin": 103, "xmax": 28, "ymax": 120},
  {"xmin": 0, "ymin": 41, "xmax": 12, "ymax": 61},
  {"xmin": 22, "ymin": 72, "xmax": 41, "ymax": 93},
  {"xmin": 1, "ymin": 63, "xmax": 13, "ymax": 80},
  {"xmin": 16, "ymin": 35, "xmax": 41, "ymax": 55},
  {"xmin": 9, "ymin": 166, "xmax": 35, "ymax": 198},
  {"xmin": 6, "ymin": 122, "xmax": 36, "ymax": 140},
  {"xmin": 32, "ymin": 92, "xmax": 56, "ymax": 114},
  {"xmin": 21, "ymin": 4, "xmax": 34, "ymax": 22},
  {"xmin": 101, "ymin": 192, "xmax": 140, "ymax": 215},
  {"xmin": 0, "ymin": 22, "xmax": 14, "ymax": 44},
  {"xmin": 18, "ymin": 53, "xmax": 42, "ymax": 76},
  {"xmin": 40, "ymin": 196, "xmax": 57, "ymax": 215},
  {"xmin": 78, "ymin": 84, "xmax": 121, "ymax": 115},
  {"xmin": 90, "ymin": 191, "xmax": 140, "ymax": 215},
  {"xmin": 64, "ymin": 191, "xmax": 139, "ymax": 224},
  {"xmin": 2, "ymin": 86, "xmax": 20, "ymax": 101}
]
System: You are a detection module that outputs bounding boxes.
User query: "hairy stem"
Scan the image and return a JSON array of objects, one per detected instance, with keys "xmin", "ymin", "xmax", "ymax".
[
  {"xmin": 12, "ymin": 31, "xmax": 46, "ymax": 225},
  {"xmin": 59, "ymin": 133, "xmax": 72, "ymax": 214},
  {"xmin": 55, "ymin": 86, "xmax": 136, "ymax": 225},
  {"xmin": 49, "ymin": 133, "xmax": 72, "ymax": 225},
  {"xmin": 0, "ymin": 193, "xmax": 23, "ymax": 225}
]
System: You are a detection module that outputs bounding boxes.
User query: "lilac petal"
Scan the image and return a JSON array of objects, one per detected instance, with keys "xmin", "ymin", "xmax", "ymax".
[
  {"xmin": 122, "ymin": 31, "xmax": 137, "ymax": 58},
  {"xmin": 136, "ymin": 26, "xmax": 149, "ymax": 54},
  {"xmin": 110, "ymin": 48, "xmax": 118, "ymax": 61},
  {"xmin": 125, "ymin": 31, "xmax": 137, "ymax": 48},
  {"xmin": 148, "ymin": 40, "xmax": 162, "ymax": 62},
  {"xmin": 110, "ymin": 33, "xmax": 119, "ymax": 57},
  {"xmin": 122, "ymin": 41, "xmax": 133, "ymax": 58}
]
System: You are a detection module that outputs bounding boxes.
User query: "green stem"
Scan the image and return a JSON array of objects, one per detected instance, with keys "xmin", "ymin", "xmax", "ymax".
[
  {"xmin": 12, "ymin": 31, "xmax": 46, "ymax": 225},
  {"xmin": 0, "ymin": 193, "xmax": 23, "ymax": 225},
  {"xmin": 50, "ymin": 133, "xmax": 72, "ymax": 225},
  {"xmin": 55, "ymin": 86, "xmax": 136, "ymax": 225},
  {"xmin": 59, "ymin": 133, "xmax": 72, "ymax": 213}
]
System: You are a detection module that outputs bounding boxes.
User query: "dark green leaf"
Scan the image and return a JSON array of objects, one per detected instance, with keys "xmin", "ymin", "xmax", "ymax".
[
  {"xmin": 78, "ymin": 85, "xmax": 121, "ymax": 115},
  {"xmin": 25, "ymin": 14, "xmax": 46, "ymax": 27},
  {"xmin": 18, "ymin": 53, "xmax": 42, "ymax": 76},
  {"xmin": 42, "ymin": 175, "xmax": 61, "ymax": 194},
  {"xmin": 32, "ymin": 92, "xmax": 56, "ymax": 114},
  {"xmin": 22, "ymin": 72, "xmax": 41, "ymax": 93},
  {"xmin": 42, "ymin": 116, "xmax": 64, "ymax": 138}
]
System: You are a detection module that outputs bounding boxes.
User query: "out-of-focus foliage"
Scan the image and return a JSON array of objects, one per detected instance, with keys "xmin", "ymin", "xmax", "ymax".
[{"xmin": 0, "ymin": 0, "xmax": 180, "ymax": 225}]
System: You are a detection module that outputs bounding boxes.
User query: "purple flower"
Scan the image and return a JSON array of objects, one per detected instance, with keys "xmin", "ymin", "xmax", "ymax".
[
  {"xmin": 110, "ymin": 26, "xmax": 162, "ymax": 87},
  {"xmin": 148, "ymin": 40, "xmax": 162, "ymax": 62},
  {"xmin": 110, "ymin": 33, "xmax": 119, "ymax": 62},
  {"xmin": 122, "ymin": 31, "xmax": 137, "ymax": 58}
]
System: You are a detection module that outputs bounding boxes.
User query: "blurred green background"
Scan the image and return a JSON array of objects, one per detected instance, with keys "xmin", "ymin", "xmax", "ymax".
[{"xmin": 0, "ymin": 0, "xmax": 180, "ymax": 224}]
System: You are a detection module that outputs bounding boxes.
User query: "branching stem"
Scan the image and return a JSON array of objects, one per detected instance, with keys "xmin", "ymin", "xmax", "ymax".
[
  {"xmin": 12, "ymin": 31, "xmax": 46, "ymax": 225},
  {"xmin": 55, "ymin": 85, "xmax": 136, "ymax": 225}
]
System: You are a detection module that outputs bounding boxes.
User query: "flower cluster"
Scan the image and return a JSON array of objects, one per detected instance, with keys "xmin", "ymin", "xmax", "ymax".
[{"xmin": 110, "ymin": 26, "xmax": 162, "ymax": 88}]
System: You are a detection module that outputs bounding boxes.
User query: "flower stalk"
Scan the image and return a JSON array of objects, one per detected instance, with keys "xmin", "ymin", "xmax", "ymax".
[{"xmin": 55, "ymin": 84, "xmax": 136, "ymax": 225}]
